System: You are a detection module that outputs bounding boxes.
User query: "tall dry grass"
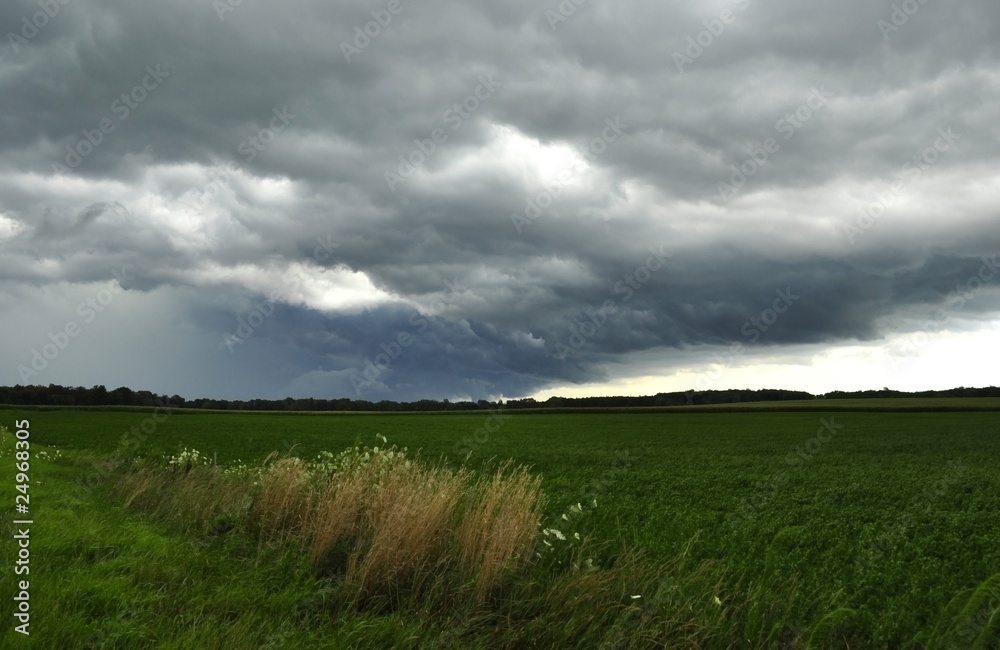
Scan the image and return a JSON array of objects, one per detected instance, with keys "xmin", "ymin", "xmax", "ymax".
[
  {"xmin": 344, "ymin": 462, "xmax": 467, "ymax": 605},
  {"xmin": 306, "ymin": 471, "xmax": 365, "ymax": 571},
  {"xmin": 112, "ymin": 444, "xmax": 749, "ymax": 647},
  {"xmin": 121, "ymin": 445, "xmax": 547, "ymax": 611},
  {"xmin": 253, "ymin": 456, "xmax": 313, "ymax": 543},
  {"xmin": 457, "ymin": 462, "xmax": 544, "ymax": 603}
]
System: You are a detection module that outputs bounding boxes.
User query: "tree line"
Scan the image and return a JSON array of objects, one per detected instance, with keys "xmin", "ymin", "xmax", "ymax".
[{"xmin": 1, "ymin": 384, "xmax": 997, "ymax": 412}]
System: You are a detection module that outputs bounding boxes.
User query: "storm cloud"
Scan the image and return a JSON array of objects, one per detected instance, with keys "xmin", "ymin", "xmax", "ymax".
[{"xmin": 2, "ymin": 0, "xmax": 998, "ymax": 400}]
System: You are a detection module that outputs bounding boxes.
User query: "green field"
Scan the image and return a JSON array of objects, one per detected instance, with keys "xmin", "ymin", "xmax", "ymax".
[{"xmin": 3, "ymin": 404, "xmax": 999, "ymax": 648}]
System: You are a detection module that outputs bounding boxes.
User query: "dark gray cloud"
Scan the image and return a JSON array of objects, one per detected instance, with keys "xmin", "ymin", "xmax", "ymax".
[{"xmin": 1, "ymin": 0, "xmax": 998, "ymax": 399}]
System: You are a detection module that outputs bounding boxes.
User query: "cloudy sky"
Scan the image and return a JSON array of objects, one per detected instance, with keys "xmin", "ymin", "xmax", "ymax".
[{"xmin": 1, "ymin": 0, "xmax": 998, "ymax": 402}]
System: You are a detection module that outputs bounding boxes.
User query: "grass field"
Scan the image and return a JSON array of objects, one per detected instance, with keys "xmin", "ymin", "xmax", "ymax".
[{"xmin": 2, "ymin": 403, "xmax": 999, "ymax": 647}]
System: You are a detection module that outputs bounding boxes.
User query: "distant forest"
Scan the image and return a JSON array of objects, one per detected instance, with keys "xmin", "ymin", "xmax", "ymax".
[{"xmin": 1, "ymin": 384, "xmax": 998, "ymax": 412}]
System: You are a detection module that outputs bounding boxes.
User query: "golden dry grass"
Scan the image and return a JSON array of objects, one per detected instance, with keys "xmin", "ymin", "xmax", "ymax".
[
  {"xmin": 456, "ymin": 462, "xmax": 544, "ymax": 602},
  {"xmin": 253, "ymin": 457, "xmax": 313, "ymax": 543},
  {"xmin": 306, "ymin": 470, "xmax": 366, "ymax": 570},
  {"xmin": 345, "ymin": 463, "xmax": 467, "ymax": 601},
  {"xmin": 118, "ymin": 450, "xmax": 547, "ymax": 610}
]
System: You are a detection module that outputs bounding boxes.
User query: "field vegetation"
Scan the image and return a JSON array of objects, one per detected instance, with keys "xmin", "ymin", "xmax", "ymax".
[{"xmin": 2, "ymin": 404, "xmax": 999, "ymax": 647}]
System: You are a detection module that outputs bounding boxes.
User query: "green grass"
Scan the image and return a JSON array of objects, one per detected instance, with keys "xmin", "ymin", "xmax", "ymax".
[
  {"xmin": 2, "ymin": 404, "xmax": 1000, "ymax": 647},
  {"xmin": 0, "ymin": 444, "xmax": 478, "ymax": 648}
]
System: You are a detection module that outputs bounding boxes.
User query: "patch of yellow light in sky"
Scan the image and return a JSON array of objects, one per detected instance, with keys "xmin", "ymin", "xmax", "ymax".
[{"xmin": 529, "ymin": 323, "xmax": 1000, "ymax": 399}]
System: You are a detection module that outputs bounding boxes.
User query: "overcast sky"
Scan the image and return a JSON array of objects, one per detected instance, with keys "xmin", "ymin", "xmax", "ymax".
[{"xmin": 1, "ymin": 0, "xmax": 998, "ymax": 402}]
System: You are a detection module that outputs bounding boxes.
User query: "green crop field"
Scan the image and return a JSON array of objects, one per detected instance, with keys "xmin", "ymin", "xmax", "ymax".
[{"xmin": 2, "ymin": 404, "xmax": 999, "ymax": 648}]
